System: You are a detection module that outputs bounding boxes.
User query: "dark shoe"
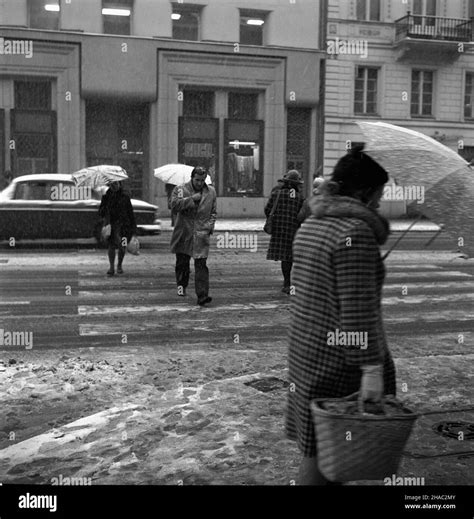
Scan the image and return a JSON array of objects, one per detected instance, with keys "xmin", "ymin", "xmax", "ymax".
[
  {"xmin": 197, "ymin": 296, "xmax": 212, "ymax": 306},
  {"xmin": 281, "ymin": 286, "xmax": 291, "ymax": 294},
  {"xmin": 107, "ymin": 269, "xmax": 114, "ymax": 277},
  {"xmin": 177, "ymin": 286, "xmax": 186, "ymax": 297},
  {"xmin": 117, "ymin": 266, "xmax": 123, "ymax": 274}
]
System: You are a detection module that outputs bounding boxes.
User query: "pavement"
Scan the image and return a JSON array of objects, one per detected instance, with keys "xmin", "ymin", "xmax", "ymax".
[
  {"xmin": 159, "ymin": 218, "xmax": 441, "ymax": 233},
  {"xmin": 0, "ymin": 242, "xmax": 473, "ymax": 487}
]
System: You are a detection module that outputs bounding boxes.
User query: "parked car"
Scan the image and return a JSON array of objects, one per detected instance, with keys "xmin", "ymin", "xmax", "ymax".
[{"xmin": 0, "ymin": 174, "xmax": 161, "ymax": 242}]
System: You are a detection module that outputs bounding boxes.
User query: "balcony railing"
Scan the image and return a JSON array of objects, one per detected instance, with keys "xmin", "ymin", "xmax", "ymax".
[{"xmin": 395, "ymin": 13, "xmax": 472, "ymax": 43}]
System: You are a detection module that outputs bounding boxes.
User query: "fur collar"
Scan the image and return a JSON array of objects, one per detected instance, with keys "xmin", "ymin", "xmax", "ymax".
[{"xmin": 309, "ymin": 195, "xmax": 390, "ymax": 245}]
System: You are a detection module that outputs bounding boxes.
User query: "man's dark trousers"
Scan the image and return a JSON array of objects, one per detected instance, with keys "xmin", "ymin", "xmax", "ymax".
[{"xmin": 175, "ymin": 253, "xmax": 209, "ymax": 300}]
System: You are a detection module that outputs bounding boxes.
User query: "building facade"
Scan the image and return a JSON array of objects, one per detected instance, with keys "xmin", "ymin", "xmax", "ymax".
[
  {"xmin": 0, "ymin": 0, "xmax": 325, "ymax": 217},
  {"xmin": 325, "ymin": 0, "xmax": 474, "ymax": 217}
]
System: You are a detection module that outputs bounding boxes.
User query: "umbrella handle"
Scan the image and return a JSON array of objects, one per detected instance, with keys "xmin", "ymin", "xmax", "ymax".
[{"xmin": 382, "ymin": 214, "xmax": 423, "ymax": 261}]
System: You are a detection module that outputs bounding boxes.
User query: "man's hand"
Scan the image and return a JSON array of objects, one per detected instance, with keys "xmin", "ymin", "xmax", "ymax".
[
  {"xmin": 360, "ymin": 364, "xmax": 383, "ymax": 402},
  {"xmin": 191, "ymin": 192, "xmax": 202, "ymax": 202}
]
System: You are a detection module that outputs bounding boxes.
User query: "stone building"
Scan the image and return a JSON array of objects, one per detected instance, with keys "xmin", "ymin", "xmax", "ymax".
[
  {"xmin": 0, "ymin": 0, "xmax": 325, "ymax": 217},
  {"xmin": 325, "ymin": 0, "xmax": 474, "ymax": 217}
]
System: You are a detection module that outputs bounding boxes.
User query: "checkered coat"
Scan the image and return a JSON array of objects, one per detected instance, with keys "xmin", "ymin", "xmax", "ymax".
[
  {"xmin": 286, "ymin": 195, "xmax": 396, "ymax": 457},
  {"xmin": 265, "ymin": 183, "xmax": 305, "ymax": 262}
]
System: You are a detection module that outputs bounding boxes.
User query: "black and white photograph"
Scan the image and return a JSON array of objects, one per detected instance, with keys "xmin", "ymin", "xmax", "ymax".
[{"xmin": 0, "ymin": 0, "xmax": 473, "ymax": 516}]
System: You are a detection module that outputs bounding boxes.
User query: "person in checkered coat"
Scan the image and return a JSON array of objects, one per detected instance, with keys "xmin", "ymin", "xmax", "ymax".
[
  {"xmin": 286, "ymin": 144, "xmax": 396, "ymax": 485},
  {"xmin": 265, "ymin": 170, "xmax": 305, "ymax": 293}
]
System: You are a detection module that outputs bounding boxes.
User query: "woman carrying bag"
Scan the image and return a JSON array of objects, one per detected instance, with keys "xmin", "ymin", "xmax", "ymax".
[
  {"xmin": 264, "ymin": 170, "xmax": 305, "ymax": 294},
  {"xmin": 98, "ymin": 181, "xmax": 137, "ymax": 276},
  {"xmin": 285, "ymin": 144, "xmax": 396, "ymax": 485}
]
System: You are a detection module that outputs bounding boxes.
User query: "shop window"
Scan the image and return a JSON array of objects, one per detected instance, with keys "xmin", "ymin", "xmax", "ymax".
[
  {"xmin": 179, "ymin": 117, "xmax": 218, "ymax": 186},
  {"xmin": 183, "ymin": 90, "xmax": 214, "ymax": 118},
  {"xmin": 15, "ymin": 81, "xmax": 52, "ymax": 111},
  {"xmin": 228, "ymin": 92, "xmax": 258, "ymax": 120},
  {"xmin": 86, "ymin": 101, "xmax": 148, "ymax": 199},
  {"xmin": 11, "ymin": 111, "xmax": 57, "ymax": 176},
  {"xmin": 102, "ymin": 0, "xmax": 133, "ymax": 35},
  {"xmin": 172, "ymin": 4, "xmax": 201, "ymax": 41},
  {"xmin": 224, "ymin": 120, "xmax": 263, "ymax": 196},
  {"xmin": 28, "ymin": 0, "xmax": 60, "ymax": 30},
  {"xmin": 286, "ymin": 108, "xmax": 311, "ymax": 181},
  {"xmin": 0, "ymin": 110, "xmax": 4, "ymax": 182},
  {"xmin": 240, "ymin": 9, "xmax": 268, "ymax": 46},
  {"xmin": 459, "ymin": 146, "xmax": 474, "ymax": 163}
]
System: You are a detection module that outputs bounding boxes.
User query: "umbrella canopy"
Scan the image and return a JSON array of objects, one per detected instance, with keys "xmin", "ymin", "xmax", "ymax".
[
  {"xmin": 356, "ymin": 121, "xmax": 473, "ymax": 257},
  {"xmin": 410, "ymin": 166, "xmax": 474, "ymax": 257},
  {"xmin": 154, "ymin": 164, "xmax": 212, "ymax": 185},
  {"xmin": 72, "ymin": 165, "xmax": 128, "ymax": 188},
  {"xmin": 356, "ymin": 121, "xmax": 469, "ymax": 188}
]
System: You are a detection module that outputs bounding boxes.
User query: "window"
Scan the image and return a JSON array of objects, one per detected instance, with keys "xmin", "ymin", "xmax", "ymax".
[
  {"xmin": 356, "ymin": 0, "xmax": 380, "ymax": 21},
  {"xmin": 286, "ymin": 108, "xmax": 311, "ymax": 181},
  {"xmin": 28, "ymin": 0, "xmax": 60, "ymax": 30},
  {"xmin": 172, "ymin": 4, "xmax": 201, "ymax": 41},
  {"xmin": 459, "ymin": 145, "xmax": 474, "ymax": 163},
  {"xmin": 413, "ymin": 0, "xmax": 436, "ymax": 26},
  {"xmin": 465, "ymin": 73, "xmax": 474, "ymax": 119},
  {"xmin": 228, "ymin": 92, "xmax": 258, "ymax": 120},
  {"xmin": 411, "ymin": 70, "xmax": 433, "ymax": 117},
  {"xmin": 179, "ymin": 118, "xmax": 219, "ymax": 186},
  {"xmin": 240, "ymin": 9, "xmax": 267, "ymax": 45},
  {"xmin": 183, "ymin": 90, "xmax": 214, "ymax": 118},
  {"xmin": 15, "ymin": 81, "xmax": 51, "ymax": 111},
  {"xmin": 14, "ymin": 181, "xmax": 52, "ymax": 200},
  {"xmin": 0, "ymin": 110, "xmax": 4, "ymax": 182},
  {"xmin": 102, "ymin": 0, "xmax": 133, "ymax": 35},
  {"xmin": 86, "ymin": 101, "xmax": 148, "ymax": 199},
  {"xmin": 354, "ymin": 67, "xmax": 378, "ymax": 115},
  {"xmin": 224, "ymin": 120, "xmax": 263, "ymax": 196}
]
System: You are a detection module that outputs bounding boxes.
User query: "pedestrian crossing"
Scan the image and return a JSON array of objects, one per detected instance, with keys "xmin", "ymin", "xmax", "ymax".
[{"xmin": 0, "ymin": 251, "xmax": 473, "ymax": 350}]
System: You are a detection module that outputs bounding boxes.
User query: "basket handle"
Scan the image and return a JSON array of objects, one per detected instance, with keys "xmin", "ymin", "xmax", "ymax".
[{"xmin": 358, "ymin": 393, "xmax": 386, "ymax": 415}]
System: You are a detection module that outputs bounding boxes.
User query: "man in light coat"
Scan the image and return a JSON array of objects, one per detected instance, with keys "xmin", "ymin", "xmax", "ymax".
[{"xmin": 170, "ymin": 167, "xmax": 217, "ymax": 306}]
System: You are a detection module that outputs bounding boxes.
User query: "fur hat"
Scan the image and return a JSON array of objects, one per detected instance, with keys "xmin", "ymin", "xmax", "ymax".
[
  {"xmin": 279, "ymin": 169, "xmax": 303, "ymax": 185},
  {"xmin": 331, "ymin": 143, "xmax": 388, "ymax": 192}
]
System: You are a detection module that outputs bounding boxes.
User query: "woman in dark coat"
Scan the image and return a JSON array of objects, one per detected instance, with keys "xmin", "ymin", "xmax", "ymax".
[
  {"xmin": 98, "ymin": 181, "xmax": 137, "ymax": 276},
  {"xmin": 286, "ymin": 144, "xmax": 396, "ymax": 485},
  {"xmin": 265, "ymin": 170, "xmax": 305, "ymax": 293}
]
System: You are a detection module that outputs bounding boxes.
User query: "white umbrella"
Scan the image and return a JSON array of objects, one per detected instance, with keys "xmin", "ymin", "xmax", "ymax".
[
  {"xmin": 154, "ymin": 164, "xmax": 212, "ymax": 185},
  {"xmin": 72, "ymin": 165, "xmax": 128, "ymax": 188},
  {"xmin": 356, "ymin": 121, "xmax": 469, "ymax": 188}
]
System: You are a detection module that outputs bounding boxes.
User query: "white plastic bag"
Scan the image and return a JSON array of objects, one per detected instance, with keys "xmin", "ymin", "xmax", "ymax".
[
  {"xmin": 127, "ymin": 235, "xmax": 140, "ymax": 255},
  {"xmin": 101, "ymin": 224, "xmax": 111, "ymax": 241}
]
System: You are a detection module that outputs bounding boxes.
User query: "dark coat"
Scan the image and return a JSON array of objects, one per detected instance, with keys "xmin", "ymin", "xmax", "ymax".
[
  {"xmin": 170, "ymin": 181, "xmax": 217, "ymax": 259},
  {"xmin": 98, "ymin": 188, "xmax": 136, "ymax": 246},
  {"xmin": 285, "ymin": 194, "xmax": 396, "ymax": 457},
  {"xmin": 265, "ymin": 183, "xmax": 305, "ymax": 262}
]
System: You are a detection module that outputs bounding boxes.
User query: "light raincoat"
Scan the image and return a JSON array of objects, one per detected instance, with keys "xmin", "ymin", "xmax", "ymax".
[{"xmin": 170, "ymin": 181, "xmax": 217, "ymax": 259}]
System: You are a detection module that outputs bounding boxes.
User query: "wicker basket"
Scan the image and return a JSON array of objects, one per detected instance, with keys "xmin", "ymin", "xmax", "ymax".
[{"xmin": 310, "ymin": 393, "xmax": 418, "ymax": 482}]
